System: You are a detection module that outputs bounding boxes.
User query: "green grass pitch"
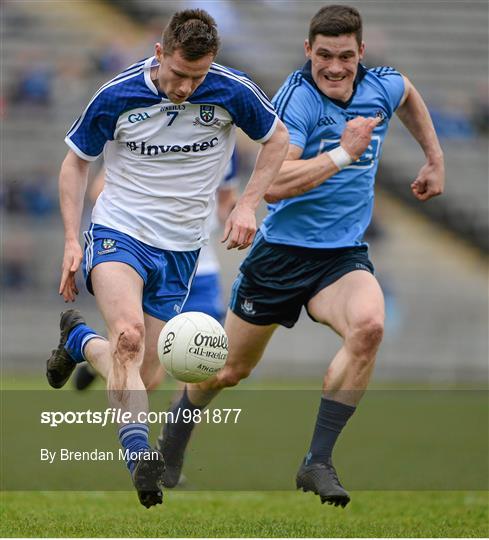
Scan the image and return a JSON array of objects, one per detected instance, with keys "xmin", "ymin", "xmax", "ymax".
[{"xmin": 1, "ymin": 490, "xmax": 488, "ymax": 537}]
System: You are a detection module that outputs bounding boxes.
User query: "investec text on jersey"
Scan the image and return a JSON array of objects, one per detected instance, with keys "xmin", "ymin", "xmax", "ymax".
[{"xmin": 125, "ymin": 137, "xmax": 219, "ymax": 155}]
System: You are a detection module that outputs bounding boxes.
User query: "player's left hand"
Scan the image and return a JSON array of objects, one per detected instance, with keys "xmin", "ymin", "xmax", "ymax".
[
  {"xmin": 411, "ymin": 159, "xmax": 445, "ymax": 201},
  {"xmin": 221, "ymin": 202, "xmax": 256, "ymax": 250}
]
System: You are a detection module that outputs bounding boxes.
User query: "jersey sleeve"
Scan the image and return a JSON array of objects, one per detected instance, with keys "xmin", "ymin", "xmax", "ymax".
[
  {"xmin": 64, "ymin": 88, "xmax": 118, "ymax": 161},
  {"xmin": 272, "ymin": 75, "xmax": 316, "ymax": 150},
  {"xmin": 370, "ymin": 67, "xmax": 405, "ymax": 117},
  {"xmin": 231, "ymin": 77, "xmax": 278, "ymax": 143}
]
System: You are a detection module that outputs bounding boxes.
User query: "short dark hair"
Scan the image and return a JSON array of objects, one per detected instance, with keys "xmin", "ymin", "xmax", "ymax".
[
  {"xmin": 162, "ymin": 9, "xmax": 220, "ymax": 60},
  {"xmin": 309, "ymin": 5, "xmax": 362, "ymax": 47}
]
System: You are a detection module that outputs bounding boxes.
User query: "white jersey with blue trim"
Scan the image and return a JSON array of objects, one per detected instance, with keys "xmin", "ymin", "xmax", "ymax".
[
  {"xmin": 66, "ymin": 57, "xmax": 277, "ymax": 251},
  {"xmin": 261, "ymin": 62, "xmax": 405, "ymax": 249}
]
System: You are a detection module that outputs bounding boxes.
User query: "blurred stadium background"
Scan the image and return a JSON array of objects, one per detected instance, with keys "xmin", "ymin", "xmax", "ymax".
[{"xmin": 1, "ymin": 0, "xmax": 488, "ymax": 384}]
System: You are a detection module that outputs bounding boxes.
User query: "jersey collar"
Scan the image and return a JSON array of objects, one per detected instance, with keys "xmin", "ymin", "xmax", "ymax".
[
  {"xmin": 301, "ymin": 60, "xmax": 367, "ymax": 109},
  {"xmin": 144, "ymin": 56, "xmax": 168, "ymax": 97}
]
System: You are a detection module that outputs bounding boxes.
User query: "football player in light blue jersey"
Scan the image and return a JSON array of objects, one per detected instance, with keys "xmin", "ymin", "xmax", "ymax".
[
  {"xmin": 159, "ymin": 5, "xmax": 445, "ymax": 505},
  {"xmin": 45, "ymin": 9, "xmax": 288, "ymax": 508}
]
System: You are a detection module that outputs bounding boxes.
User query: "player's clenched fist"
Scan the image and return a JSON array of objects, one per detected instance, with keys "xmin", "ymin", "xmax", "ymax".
[
  {"xmin": 340, "ymin": 116, "xmax": 381, "ymax": 161},
  {"xmin": 410, "ymin": 159, "xmax": 445, "ymax": 201},
  {"xmin": 221, "ymin": 203, "xmax": 256, "ymax": 250},
  {"xmin": 59, "ymin": 240, "xmax": 83, "ymax": 302}
]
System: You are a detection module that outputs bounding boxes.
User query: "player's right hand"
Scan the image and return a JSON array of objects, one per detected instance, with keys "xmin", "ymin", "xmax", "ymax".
[
  {"xmin": 340, "ymin": 116, "xmax": 381, "ymax": 161},
  {"xmin": 59, "ymin": 239, "xmax": 83, "ymax": 302},
  {"xmin": 221, "ymin": 202, "xmax": 256, "ymax": 250}
]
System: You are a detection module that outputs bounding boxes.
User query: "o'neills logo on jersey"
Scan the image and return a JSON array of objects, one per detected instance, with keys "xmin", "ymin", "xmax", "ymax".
[{"xmin": 126, "ymin": 138, "xmax": 218, "ymax": 155}]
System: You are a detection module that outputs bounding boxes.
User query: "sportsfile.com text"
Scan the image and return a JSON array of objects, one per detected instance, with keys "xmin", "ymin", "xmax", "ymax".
[{"xmin": 40, "ymin": 408, "xmax": 242, "ymax": 428}]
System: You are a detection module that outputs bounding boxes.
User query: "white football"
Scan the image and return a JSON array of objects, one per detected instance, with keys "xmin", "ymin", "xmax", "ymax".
[{"xmin": 157, "ymin": 311, "xmax": 228, "ymax": 383}]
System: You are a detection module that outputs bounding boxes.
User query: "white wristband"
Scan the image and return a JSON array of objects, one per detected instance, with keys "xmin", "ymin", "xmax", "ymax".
[{"xmin": 328, "ymin": 146, "xmax": 353, "ymax": 170}]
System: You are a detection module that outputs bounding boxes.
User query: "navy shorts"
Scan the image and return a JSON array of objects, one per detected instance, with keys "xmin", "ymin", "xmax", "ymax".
[
  {"xmin": 229, "ymin": 231, "xmax": 374, "ymax": 328},
  {"xmin": 82, "ymin": 224, "xmax": 199, "ymax": 321},
  {"xmin": 183, "ymin": 273, "xmax": 224, "ymax": 324}
]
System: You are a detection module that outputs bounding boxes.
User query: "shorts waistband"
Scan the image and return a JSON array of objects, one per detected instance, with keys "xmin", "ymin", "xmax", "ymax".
[{"xmin": 263, "ymin": 241, "xmax": 367, "ymax": 260}]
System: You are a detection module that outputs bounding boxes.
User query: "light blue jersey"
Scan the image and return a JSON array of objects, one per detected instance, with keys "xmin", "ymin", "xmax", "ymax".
[{"xmin": 261, "ymin": 62, "xmax": 404, "ymax": 248}]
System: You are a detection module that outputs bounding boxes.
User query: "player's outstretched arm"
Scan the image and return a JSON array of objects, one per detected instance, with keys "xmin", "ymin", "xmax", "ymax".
[
  {"xmin": 58, "ymin": 150, "xmax": 90, "ymax": 302},
  {"xmin": 222, "ymin": 120, "xmax": 289, "ymax": 250},
  {"xmin": 396, "ymin": 76, "xmax": 445, "ymax": 201},
  {"xmin": 265, "ymin": 116, "xmax": 380, "ymax": 203}
]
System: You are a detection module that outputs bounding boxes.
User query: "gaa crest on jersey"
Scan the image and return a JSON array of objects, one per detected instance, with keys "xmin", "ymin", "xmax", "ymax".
[
  {"xmin": 200, "ymin": 105, "xmax": 215, "ymax": 123},
  {"xmin": 375, "ymin": 109, "xmax": 386, "ymax": 125},
  {"xmin": 194, "ymin": 105, "xmax": 221, "ymax": 127}
]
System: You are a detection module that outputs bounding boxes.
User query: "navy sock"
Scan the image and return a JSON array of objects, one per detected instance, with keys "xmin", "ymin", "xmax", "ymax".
[
  {"xmin": 168, "ymin": 387, "xmax": 203, "ymax": 439},
  {"xmin": 64, "ymin": 323, "xmax": 101, "ymax": 363},
  {"xmin": 306, "ymin": 397, "xmax": 356, "ymax": 465},
  {"xmin": 119, "ymin": 423, "xmax": 151, "ymax": 473}
]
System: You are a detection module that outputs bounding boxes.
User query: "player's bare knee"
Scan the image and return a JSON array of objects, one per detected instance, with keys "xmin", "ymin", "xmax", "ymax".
[
  {"xmin": 115, "ymin": 322, "xmax": 145, "ymax": 363},
  {"xmin": 347, "ymin": 316, "xmax": 384, "ymax": 358}
]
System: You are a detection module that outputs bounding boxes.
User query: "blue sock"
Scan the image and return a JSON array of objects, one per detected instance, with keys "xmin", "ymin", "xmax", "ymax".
[
  {"xmin": 64, "ymin": 323, "xmax": 101, "ymax": 363},
  {"xmin": 118, "ymin": 423, "xmax": 151, "ymax": 473},
  {"xmin": 306, "ymin": 398, "xmax": 356, "ymax": 465}
]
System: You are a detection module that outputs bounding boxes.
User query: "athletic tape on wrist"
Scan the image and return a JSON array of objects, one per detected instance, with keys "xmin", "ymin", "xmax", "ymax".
[{"xmin": 328, "ymin": 146, "xmax": 353, "ymax": 170}]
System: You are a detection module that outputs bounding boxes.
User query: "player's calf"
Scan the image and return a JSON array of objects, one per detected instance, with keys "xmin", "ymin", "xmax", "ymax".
[{"xmin": 140, "ymin": 354, "xmax": 165, "ymax": 391}]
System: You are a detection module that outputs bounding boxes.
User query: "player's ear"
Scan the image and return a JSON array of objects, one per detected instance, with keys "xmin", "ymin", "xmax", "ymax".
[
  {"xmin": 154, "ymin": 42, "xmax": 163, "ymax": 62},
  {"xmin": 304, "ymin": 39, "xmax": 312, "ymax": 59}
]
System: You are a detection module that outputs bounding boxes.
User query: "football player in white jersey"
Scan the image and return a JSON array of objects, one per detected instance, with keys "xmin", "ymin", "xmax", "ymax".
[
  {"xmin": 73, "ymin": 156, "xmax": 238, "ymax": 390},
  {"xmin": 46, "ymin": 9, "xmax": 288, "ymax": 508}
]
